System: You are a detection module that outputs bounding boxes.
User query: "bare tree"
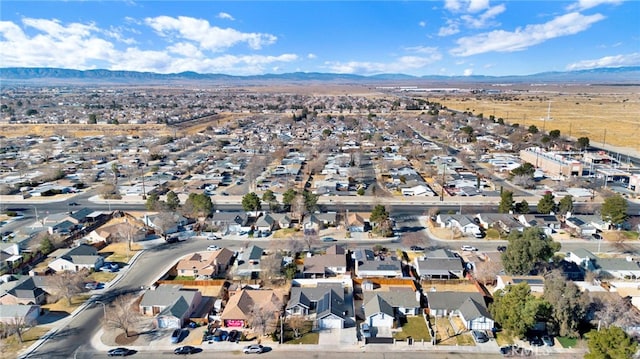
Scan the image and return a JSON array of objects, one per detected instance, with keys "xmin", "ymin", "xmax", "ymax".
[
  {"xmin": 473, "ymin": 258, "xmax": 502, "ymax": 285},
  {"xmin": 401, "ymin": 232, "xmax": 426, "ymax": 248},
  {"xmin": 104, "ymin": 293, "xmax": 141, "ymax": 337},
  {"xmin": 287, "ymin": 315, "xmax": 306, "ymax": 339},
  {"xmin": 154, "ymin": 211, "xmax": 178, "ymax": 240},
  {"xmin": 592, "ymin": 293, "xmax": 640, "ymax": 330},
  {"xmin": 260, "ymin": 252, "xmax": 284, "ymax": 280},
  {"xmin": 302, "ymin": 232, "xmax": 318, "ymax": 252},
  {"xmin": 116, "ymin": 220, "xmax": 143, "ymax": 252},
  {"xmin": 284, "ymin": 237, "xmax": 305, "ymax": 257},
  {"xmin": 51, "ymin": 269, "xmax": 87, "ymax": 305},
  {"xmin": 249, "ymin": 302, "xmax": 279, "ymax": 337},
  {"xmin": 4, "ymin": 315, "xmax": 33, "ymax": 343}
]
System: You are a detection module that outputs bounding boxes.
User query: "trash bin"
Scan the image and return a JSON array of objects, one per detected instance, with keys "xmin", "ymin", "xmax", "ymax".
[{"xmin": 408, "ymin": 336, "xmax": 413, "ymax": 345}]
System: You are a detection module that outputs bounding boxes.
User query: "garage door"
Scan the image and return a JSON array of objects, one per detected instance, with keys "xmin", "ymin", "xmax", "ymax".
[{"xmin": 319, "ymin": 318, "xmax": 342, "ymax": 329}]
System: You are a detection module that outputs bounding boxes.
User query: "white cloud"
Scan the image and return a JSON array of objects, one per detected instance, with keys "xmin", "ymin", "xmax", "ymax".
[
  {"xmin": 324, "ymin": 47, "xmax": 441, "ymax": 75},
  {"xmin": 438, "ymin": 20, "xmax": 460, "ymax": 36},
  {"xmin": 307, "ymin": 53, "xmax": 317, "ymax": 59},
  {"xmin": 217, "ymin": 12, "xmax": 235, "ymax": 21},
  {"xmin": 460, "ymin": 4, "xmax": 505, "ymax": 28},
  {"xmin": 419, "ymin": 21, "xmax": 427, "ymax": 27},
  {"xmin": 567, "ymin": 0, "xmax": 623, "ymax": 11},
  {"xmin": 445, "ymin": 0, "xmax": 490, "ymax": 13},
  {"xmin": 566, "ymin": 52, "xmax": 640, "ymax": 70},
  {"xmin": 450, "ymin": 12, "xmax": 605, "ymax": 56},
  {"xmin": 0, "ymin": 18, "xmax": 298, "ymax": 75},
  {"xmin": 463, "ymin": 68, "xmax": 473, "ymax": 76},
  {"xmin": 144, "ymin": 15, "xmax": 277, "ymax": 52}
]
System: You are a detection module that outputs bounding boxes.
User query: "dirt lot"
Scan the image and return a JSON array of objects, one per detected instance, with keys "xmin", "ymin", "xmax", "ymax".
[{"xmin": 434, "ymin": 85, "xmax": 640, "ymax": 149}]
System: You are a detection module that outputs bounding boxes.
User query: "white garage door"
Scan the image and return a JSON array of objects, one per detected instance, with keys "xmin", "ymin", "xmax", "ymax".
[{"xmin": 319, "ymin": 318, "xmax": 342, "ymax": 329}]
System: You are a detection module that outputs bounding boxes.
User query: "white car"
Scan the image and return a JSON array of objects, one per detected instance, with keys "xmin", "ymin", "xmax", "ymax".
[
  {"xmin": 207, "ymin": 245, "xmax": 220, "ymax": 251},
  {"xmin": 242, "ymin": 344, "xmax": 264, "ymax": 354},
  {"xmin": 461, "ymin": 245, "xmax": 478, "ymax": 251}
]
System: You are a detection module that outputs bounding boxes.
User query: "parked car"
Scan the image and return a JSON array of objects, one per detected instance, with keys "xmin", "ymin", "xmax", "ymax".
[
  {"xmin": 471, "ymin": 330, "xmax": 489, "ymax": 343},
  {"xmin": 497, "ymin": 245, "xmax": 507, "ymax": 252},
  {"xmin": 206, "ymin": 245, "xmax": 220, "ymax": 251},
  {"xmin": 100, "ymin": 262, "xmax": 119, "ymax": 272},
  {"xmin": 542, "ymin": 335, "xmax": 554, "ymax": 346},
  {"xmin": 174, "ymin": 346, "xmax": 198, "ymax": 355},
  {"xmin": 212, "ymin": 329, "xmax": 228, "ymax": 342},
  {"xmin": 529, "ymin": 336, "xmax": 543, "ymax": 346},
  {"xmin": 227, "ymin": 329, "xmax": 240, "ymax": 342},
  {"xmin": 84, "ymin": 281, "xmax": 100, "ymax": 290},
  {"xmin": 207, "ymin": 234, "xmax": 222, "ymax": 240},
  {"xmin": 409, "ymin": 246, "xmax": 424, "ymax": 251},
  {"xmin": 107, "ymin": 347, "xmax": 133, "ymax": 356},
  {"xmin": 592, "ymin": 233, "xmax": 603, "ymax": 240},
  {"xmin": 461, "ymin": 245, "xmax": 478, "ymax": 251},
  {"xmin": 170, "ymin": 329, "xmax": 182, "ymax": 344},
  {"xmin": 322, "ymin": 236, "xmax": 337, "ymax": 242},
  {"xmin": 243, "ymin": 344, "xmax": 264, "ymax": 354},
  {"xmin": 473, "ymin": 232, "xmax": 485, "ymax": 238}
]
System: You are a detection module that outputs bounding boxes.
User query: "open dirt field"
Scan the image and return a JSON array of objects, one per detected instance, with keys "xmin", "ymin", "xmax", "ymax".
[{"xmin": 434, "ymin": 85, "xmax": 640, "ymax": 149}]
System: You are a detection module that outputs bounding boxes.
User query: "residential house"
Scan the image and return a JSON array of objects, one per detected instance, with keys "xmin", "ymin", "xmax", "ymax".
[
  {"xmin": 211, "ymin": 212, "xmax": 248, "ymax": 234},
  {"xmin": 143, "ymin": 213, "xmax": 188, "ymax": 235},
  {"xmin": 48, "ymin": 244, "xmax": 104, "ymax": 272},
  {"xmin": 286, "ymin": 282, "xmax": 351, "ymax": 329},
  {"xmin": 426, "ymin": 291, "xmax": 494, "ymax": 330},
  {"xmin": 303, "ymin": 212, "xmax": 337, "ymax": 234},
  {"xmin": 476, "ymin": 213, "xmax": 524, "ymax": 234},
  {"xmin": 270, "ymin": 213, "xmax": 293, "ymax": 230},
  {"xmin": 565, "ymin": 249, "xmax": 640, "ymax": 279},
  {"xmin": 139, "ymin": 285, "xmax": 202, "ymax": 329},
  {"xmin": 564, "ymin": 216, "xmax": 598, "ymax": 236},
  {"xmin": 233, "ymin": 245, "xmax": 264, "ymax": 279},
  {"xmin": 175, "ymin": 248, "xmax": 235, "ymax": 278},
  {"xmin": 0, "ymin": 304, "xmax": 40, "ymax": 326},
  {"xmin": 346, "ymin": 212, "xmax": 371, "ymax": 233},
  {"xmin": 414, "ymin": 249, "xmax": 465, "ymax": 279},
  {"xmin": 254, "ymin": 214, "xmax": 276, "ymax": 233},
  {"xmin": 436, "ymin": 214, "xmax": 481, "ymax": 235},
  {"xmin": 303, "ymin": 245, "xmax": 349, "ymax": 278},
  {"xmin": 517, "ymin": 214, "xmax": 561, "ymax": 235},
  {"xmin": 0, "ymin": 276, "xmax": 47, "ymax": 305},
  {"xmin": 220, "ymin": 288, "xmax": 281, "ymax": 328},
  {"xmin": 495, "ymin": 275, "xmax": 545, "ymax": 294},
  {"xmin": 353, "ymin": 249, "xmax": 403, "ymax": 278}
]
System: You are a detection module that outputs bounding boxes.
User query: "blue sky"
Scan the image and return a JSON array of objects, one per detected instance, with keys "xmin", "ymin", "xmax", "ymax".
[{"xmin": 1, "ymin": 0, "xmax": 638, "ymax": 76}]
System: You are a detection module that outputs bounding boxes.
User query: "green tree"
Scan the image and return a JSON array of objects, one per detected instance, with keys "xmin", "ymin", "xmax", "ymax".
[
  {"xmin": 282, "ymin": 189, "xmax": 297, "ymax": 210},
  {"xmin": 39, "ymin": 235, "xmax": 54, "ymax": 254},
  {"xmin": 357, "ymin": 187, "xmax": 365, "ymax": 196},
  {"xmin": 543, "ymin": 271, "xmax": 587, "ymax": 337},
  {"xmin": 88, "ymin": 113, "xmax": 97, "ymax": 124},
  {"xmin": 557, "ymin": 195, "xmax": 574, "ymax": 216},
  {"xmin": 262, "ymin": 190, "xmax": 276, "ymax": 203},
  {"xmin": 498, "ymin": 190, "xmax": 514, "ymax": 214},
  {"xmin": 490, "ymin": 282, "xmax": 552, "ymax": 338},
  {"xmin": 515, "ymin": 200, "xmax": 530, "ymax": 214},
  {"xmin": 601, "ymin": 194, "xmax": 628, "ymax": 226},
  {"xmin": 528, "ymin": 125, "xmax": 539, "ymax": 134},
  {"xmin": 242, "ymin": 192, "xmax": 262, "ymax": 212},
  {"xmin": 549, "ymin": 129, "xmax": 561, "ymax": 139},
  {"xmin": 322, "ymin": 128, "xmax": 332, "ymax": 137},
  {"xmin": 184, "ymin": 193, "xmax": 213, "ymax": 218},
  {"xmin": 166, "ymin": 191, "xmax": 180, "ymax": 210},
  {"xmin": 302, "ymin": 190, "xmax": 319, "ymax": 213},
  {"xmin": 577, "ymin": 136, "xmax": 590, "ymax": 150},
  {"xmin": 537, "ymin": 192, "xmax": 556, "ymax": 214},
  {"xmin": 511, "ymin": 162, "xmax": 535, "ymax": 177},
  {"xmin": 585, "ymin": 326, "xmax": 638, "ymax": 359},
  {"xmin": 370, "ymin": 204, "xmax": 389, "ymax": 225},
  {"xmin": 502, "ymin": 227, "xmax": 561, "ymax": 275},
  {"xmin": 145, "ymin": 193, "xmax": 160, "ymax": 210}
]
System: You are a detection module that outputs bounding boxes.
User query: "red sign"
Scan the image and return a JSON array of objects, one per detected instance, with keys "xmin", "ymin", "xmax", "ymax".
[{"xmin": 225, "ymin": 319, "xmax": 244, "ymax": 327}]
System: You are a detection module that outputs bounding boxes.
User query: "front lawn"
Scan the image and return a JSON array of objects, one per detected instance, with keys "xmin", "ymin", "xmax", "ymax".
[
  {"xmin": 282, "ymin": 319, "xmax": 318, "ymax": 344},
  {"xmin": 432, "ymin": 317, "xmax": 474, "ymax": 346},
  {"xmin": 557, "ymin": 336, "xmax": 578, "ymax": 348},
  {"xmin": 99, "ymin": 242, "xmax": 142, "ymax": 263},
  {"xmin": 2, "ymin": 326, "xmax": 52, "ymax": 359},
  {"xmin": 42, "ymin": 294, "xmax": 91, "ymax": 314},
  {"xmin": 286, "ymin": 332, "xmax": 319, "ymax": 344},
  {"xmin": 393, "ymin": 316, "xmax": 431, "ymax": 341},
  {"xmin": 272, "ymin": 228, "xmax": 300, "ymax": 238},
  {"xmin": 88, "ymin": 271, "xmax": 117, "ymax": 283}
]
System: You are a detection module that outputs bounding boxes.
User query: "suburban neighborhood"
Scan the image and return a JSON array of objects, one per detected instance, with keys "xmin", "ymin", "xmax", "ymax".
[{"xmin": 0, "ymin": 83, "xmax": 639, "ymax": 359}]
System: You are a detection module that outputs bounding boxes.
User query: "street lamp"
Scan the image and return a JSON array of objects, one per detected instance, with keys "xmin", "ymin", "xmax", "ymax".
[
  {"xmin": 95, "ymin": 300, "xmax": 107, "ymax": 321},
  {"xmin": 29, "ymin": 205, "xmax": 40, "ymax": 225}
]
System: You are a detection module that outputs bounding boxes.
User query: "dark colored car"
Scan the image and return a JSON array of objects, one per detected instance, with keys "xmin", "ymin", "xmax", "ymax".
[
  {"xmin": 472, "ymin": 330, "xmax": 489, "ymax": 343},
  {"xmin": 410, "ymin": 246, "xmax": 424, "ymax": 251},
  {"xmin": 107, "ymin": 347, "xmax": 133, "ymax": 356},
  {"xmin": 497, "ymin": 246, "xmax": 507, "ymax": 252},
  {"xmin": 174, "ymin": 346, "xmax": 198, "ymax": 355},
  {"xmin": 529, "ymin": 336, "xmax": 543, "ymax": 346},
  {"xmin": 542, "ymin": 335, "xmax": 554, "ymax": 346},
  {"xmin": 228, "ymin": 329, "xmax": 240, "ymax": 342}
]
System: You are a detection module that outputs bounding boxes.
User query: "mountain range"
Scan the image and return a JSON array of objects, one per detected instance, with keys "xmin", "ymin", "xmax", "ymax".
[{"xmin": 1, "ymin": 66, "xmax": 639, "ymax": 85}]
